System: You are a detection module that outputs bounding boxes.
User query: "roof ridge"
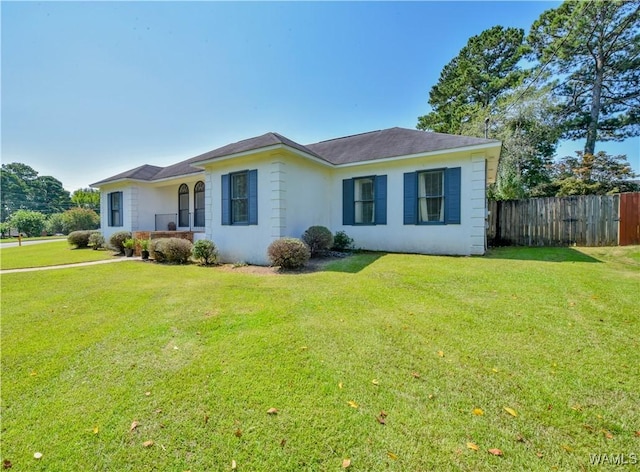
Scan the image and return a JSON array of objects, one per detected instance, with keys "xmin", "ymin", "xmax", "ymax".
[{"xmin": 307, "ymin": 128, "xmax": 387, "ymax": 146}]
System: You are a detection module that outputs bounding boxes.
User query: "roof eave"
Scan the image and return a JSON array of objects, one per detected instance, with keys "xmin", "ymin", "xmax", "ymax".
[
  {"xmin": 90, "ymin": 169, "xmax": 205, "ymax": 188},
  {"xmin": 334, "ymin": 141, "xmax": 502, "ymax": 167}
]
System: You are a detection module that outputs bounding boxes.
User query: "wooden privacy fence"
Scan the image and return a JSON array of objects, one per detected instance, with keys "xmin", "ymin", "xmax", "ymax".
[{"xmin": 487, "ymin": 192, "xmax": 640, "ymax": 247}]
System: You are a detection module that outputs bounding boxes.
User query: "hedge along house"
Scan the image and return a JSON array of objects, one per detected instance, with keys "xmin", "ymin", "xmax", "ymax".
[{"xmin": 91, "ymin": 127, "xmax": 501, "ymax": 265}]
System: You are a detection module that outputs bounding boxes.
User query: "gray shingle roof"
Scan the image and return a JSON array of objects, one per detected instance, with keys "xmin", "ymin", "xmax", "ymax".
[
  {"xmin": 92, "ymin": 127, "xmax": 500, "ymax": 186},
  {"xmin": 91, "ymin": 164, "xmax": 164, "ymax": 186},
  {"xmin": 306, "ymin": 127, "xmax": 499, "ymax": 165},
  {"xmin": 189, "ymin": 132, "xmax": 327, "ymax": 165}
]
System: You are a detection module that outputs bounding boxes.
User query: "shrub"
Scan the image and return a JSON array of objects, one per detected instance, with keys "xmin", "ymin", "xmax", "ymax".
[
  {"xmin": 88, "ymin": 232, "xmax": 105, "ymax": 250},
  {"xmin": 45, "ymin": 213, "xmax": 66, "ymax": 235},
  {"xmin": 61, "ymin": 207, "xmax": 100, "ymax": 233},
  {"xmin": 150, "ymin": 238, "xmax": 193, "ymax": 264},
  {"xmin": 301, "ymin": 226, "xmax": 333, "ymax": 257},
  {"xmin": 67, "ymin": 230, "xmax": 99, "ymax": 249},
  {"xmin": 0, "ymin": 222, "xmax": 11, "ymax": 238},
  {"xmin": 8, "ymin": 210, "xmax": 46, "ymax": 237},
  {"xmin": 192, "ymin": 239, "xmax": 218, "ymax": 265},
  {"xmin": 332, "ymin": 230, "xmax": 354, "ymax": 251},
  {"xmin": 109, "ymin": 231, "xmax": 132, "ymax": 254},
  {"xmin": 267, "ymin": 238, "xmax": 310, "ymax": 269}
]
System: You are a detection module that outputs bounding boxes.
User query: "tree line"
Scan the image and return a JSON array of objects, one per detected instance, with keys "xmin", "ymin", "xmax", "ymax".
[
  {"xmin": 1, "ymin": 162, "xmax": 101, "ymax": 237},
  {"xmin": 417, "ymin": 0, "xmax": 639, "ymax": 199}
]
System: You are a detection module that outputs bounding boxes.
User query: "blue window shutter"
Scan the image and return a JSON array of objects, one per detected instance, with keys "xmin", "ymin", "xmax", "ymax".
[
  {"xmin": 343, "ymin": 179, "xmax": 354, "ymax": 225},
  {"xmin": 403, "ymin": 172, "xmax": 417, "ymax": 225},
  {"xmin": 445, "ymin": 167, "xmax": 461, "ymax": 224},
  {"xmin": 248, "ymin": 169, "xmax": 258, "ymax": 225},
  {"xmin": 221, "ymin": 174, "xmax": 230, "ymax": 225},
  {"xmin": 108, "ymin": 193, "xmax": 113, "ymax": 226},
  {"xmin": 374, "ymin": 175, "xmax": 387, "ymax": 225},
  {"xmin": 117, "ymin": 192, "xmax": 123, "ymax": 226}
]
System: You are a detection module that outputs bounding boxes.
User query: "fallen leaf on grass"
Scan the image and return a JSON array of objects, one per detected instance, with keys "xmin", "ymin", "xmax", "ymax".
[
  {"xmin": 372, "ymin": 379, "xmax": 379, "ymax": 385},
  {"xmin": 376, "ymin": 415, "xmax": 386, "ymax": 425},
  {"xmin": 145, "ymin": 391, "xmax": 151, "ymax": 396},
  {"xmin": 411, "ymin": 372, "xmax": 420, "ymax": 379},
  {"xmin": 491, "ymin": 368, "xmax": 499, "ymax": 373},
  {"xmin": 143, "ymin": 440, "xmax": 154, "ymax": 448},
  {"xmin": 30, "ymin": 372, "xmax": 37, "ymax": 376},
  {"xmin": 93, "ymin": 426, "xmax": 99, "ymax": 435},
  {"xmin": 266, "ymin": 408, "xmax": 278, "ymax": 415},
  {"xmin": 387, "ymin": 452, "xmax": 398, "ymax": 460},
  {"xmin": 437, "ymin": 351, "xmax": 444, "ymax": 358},
  {"xmin": 487, "ymin": 448, "xmax": 503, "ymax": 456},
  {"xmin": 467, "ymin": 442, "xmax": 479, "ymax": 451},
  {"xmin": 234, "ymin": 429, "xmax": 242, "ymax": 438},
  {"xmin": 231, "ymin": 459, "xmax": 237, "ymax": 470},
  {"xmin": 347, "ymin": 401, "xmax": 359, "ymax": 409},
  {"xmin": 635, "ymin": 431, "xmax": 640, "ymax": 437},
  {"xmin": 280, "ymin": 438, "xmax": 287, "ymax": 448},
  {"xmin": 561, "ymin": 444, "xmax": 573, "ymax": 452},
  {"xmin": 338, "ymin": 382, "xmax": 343, "ymax": 389},
  {"xmin": 472, "ymin": 408, "xmax": 484, "ymax": 416},
  {"xmin": 2, "ymin": 460, "xmax": 11, "ymax": 469},
  {"xmin": 602, "ymin": 430, "xmax": 613, "ymax": 439},
  {"xmin": 536, "ymin": 451, "xmax": 544, "ymax": 458},
  {"xmin": 130, "ymin": 421, "xmax": 140, "ymax": 432},
  {"xmin": 342, "ymin": 458, "xmax": 351, "ymax": 468},
  {"xmin": 504, "ymin": 407, "xmax": 518, "ymax": 417},
  {"xmin": 33, "ymin": 453, "xmax": 43, "ymax": 460}
]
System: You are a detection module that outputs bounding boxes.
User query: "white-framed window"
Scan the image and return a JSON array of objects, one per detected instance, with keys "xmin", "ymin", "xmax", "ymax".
[
  {"xmin": 354, "ymin": 177, "xmax": 375, "ymax": 224},
  {"xmin": 418, "ymin": 170, "xmax": 445, "ymax": 223}
]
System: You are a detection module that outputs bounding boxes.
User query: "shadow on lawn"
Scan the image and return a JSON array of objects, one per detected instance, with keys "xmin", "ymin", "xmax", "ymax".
[
  {"xmin": 319, "ymin": 252, "xmax": 385, "ymax": 273},
  {"xmin": 486, "ymin": 246, "xmax": 601, "ymax": 263}
]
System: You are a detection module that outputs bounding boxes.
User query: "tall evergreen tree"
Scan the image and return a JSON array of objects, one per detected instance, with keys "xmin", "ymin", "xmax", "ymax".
[
  {"xmin": 417, "ymin": 26, "xmax": 528, "ymax": 134},
  {"xmin": 528, "ymin": 0, "xmax": 640, "ymax": 155}
]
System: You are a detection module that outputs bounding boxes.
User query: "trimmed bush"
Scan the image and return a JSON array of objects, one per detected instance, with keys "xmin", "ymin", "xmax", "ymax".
[
  {"xmin": 67, "ymin": 230, "xmax": 99, "ymax": 249},
  {"xmin": 301, "ymin": 226, "xmax": 333, "ymax": 257},
  {"xmin": 332, "ymin": 230, "xmax": 354, "ymax": 252},
  {"xmin": 150, "ymin": 238, "xmax": 193, "ymax": 264},
  {"xmin": 88, "ymin": 232, "xmax": 105, "ymax": 250},
  {"xmin": 267, "ymin": 238, "xmax": 310, "ymax": 269},
  {"xmin": 109, "ymin": 231, "xmax": 132, "ymax": 254},
  {"xmin": 192, "ymin": 239, "xmax": 218, "ymax": 265}
]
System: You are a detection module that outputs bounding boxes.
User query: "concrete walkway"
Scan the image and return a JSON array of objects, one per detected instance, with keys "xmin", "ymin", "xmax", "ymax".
[{"xmin": 0, "ymin": 257, "xmax": 142, "ymax": 274}]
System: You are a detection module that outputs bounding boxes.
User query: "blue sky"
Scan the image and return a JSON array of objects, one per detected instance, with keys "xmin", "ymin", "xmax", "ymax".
[{"xmin": 2, "ymin": 1, "xmax": 638, "ymax": 191}]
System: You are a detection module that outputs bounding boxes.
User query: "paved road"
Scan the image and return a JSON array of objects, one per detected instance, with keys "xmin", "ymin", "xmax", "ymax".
[{"xmin": 1, "ymin": 239, "xmax": 66, "ymax": 248}]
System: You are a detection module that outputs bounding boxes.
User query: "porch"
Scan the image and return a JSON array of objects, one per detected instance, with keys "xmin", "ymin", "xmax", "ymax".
[{"xmin": 154, "ymin": 212, "xmax": 205, "ymax": 232}]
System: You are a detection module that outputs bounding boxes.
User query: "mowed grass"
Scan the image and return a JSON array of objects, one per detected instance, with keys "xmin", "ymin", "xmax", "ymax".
[
  {"xmin": 0, "ymin": 240, "xmax": 115, "ymax": 270},
  {"xmin": 1, "ymin": 247, "xmax": 638, "ymax": 471}
]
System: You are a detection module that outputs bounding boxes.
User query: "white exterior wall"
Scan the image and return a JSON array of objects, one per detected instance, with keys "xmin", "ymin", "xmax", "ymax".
[
  {"xmin": 202, "ymin": 151, "xmax": 332, "ymax": 265},
  {"xmin": 98, "ymin": 146, "xmax": 492, "ymax": 263},
  {"xmin": 330, "ymin": 151, "xmax": 487, "ymax": 256}
]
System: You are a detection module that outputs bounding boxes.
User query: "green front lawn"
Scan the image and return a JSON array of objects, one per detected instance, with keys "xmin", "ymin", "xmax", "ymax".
[
  {"xmin": 0, "ymin": 240, "xmax": 116, "ymax": 270},
  {"xmin": 1, "ymin": 247, "xmax": 638, "ymax": 470}
]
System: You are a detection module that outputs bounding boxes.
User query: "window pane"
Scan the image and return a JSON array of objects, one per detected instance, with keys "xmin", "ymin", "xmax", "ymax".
[
  {"xmin": 355, "ymin": 201, "xmax": 374, "ymax": 224},
  {"xmin": 420, "ymin": 171, "xmax": 443, "ymax": 197},
  {"xmin": 232, "ymin": 173, "xmax": 247, "ymax": 199},
  {"xmin": 419, "ymin": 197, "xmax": 444, "ymax": 222},
  {"xmin": 232, "ymin": 199, "xmax": 248, "ymax": 223}
]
